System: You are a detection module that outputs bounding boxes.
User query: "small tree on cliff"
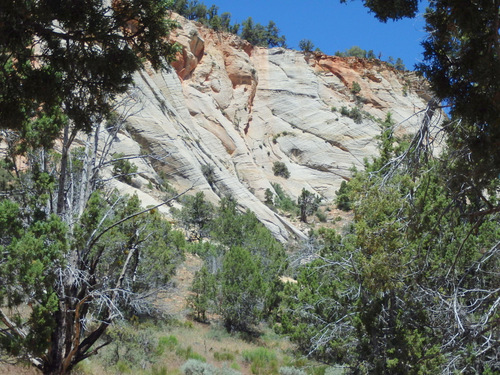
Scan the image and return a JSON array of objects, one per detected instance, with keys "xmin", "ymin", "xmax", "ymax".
[
  {"xmin": 298, "ymin": 188, "xmax": 322, "ymax": 223},
  {"xmin": 299, "ymin": 39, "xmax": 315, "ymax": 53}
]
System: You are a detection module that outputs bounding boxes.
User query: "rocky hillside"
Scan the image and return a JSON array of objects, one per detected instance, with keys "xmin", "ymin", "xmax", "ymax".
[{"xmin": 104, "ymin": 14, "xmax": 440, "ymax": 241}]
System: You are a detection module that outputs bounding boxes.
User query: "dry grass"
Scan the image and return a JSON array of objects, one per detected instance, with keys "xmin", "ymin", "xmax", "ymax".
[
  {"xmin": 69, "ymin": 320, "xmax": 299, "ymax": 375},
  {"xmin": 0, "ymin": 363, "xmax": 41, "ymax": 375},
  {"xmin": 1, "ymin": 247, "xmax": 318, "ymax": 375}
]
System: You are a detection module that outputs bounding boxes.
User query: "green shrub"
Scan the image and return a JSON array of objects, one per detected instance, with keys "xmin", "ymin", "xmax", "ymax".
[
  {"xmin": 271, "ymin": 183, "xmax": 298, "ymax": 213},
  {"xmin": 339, "ymin": 107, "xmax": 363, "ymax": 124},
  {"xmin": 220, "ymin": 246, "xmax": 264, "ymax": 332},
  {"xmin": 176, "ymin": 346, "xmax": 206, "ymax": 362},
  {"xmin": 188, "ymin": 265, "xmax": 216, "ymax": 322},
  {"xmin": 299, "ymin": 39, "xmax": 315, "ymax": 52},
  {"xmin": 180, "ymin": 359, "xmax": 214, "ymax": 375},
  {"xmin": 242, "ymin": 347, "xmax": 277, "ymax": 362},
  {"xmin": 316, "ymin": 210, "xmax": 327, "ymax": 222},
  {"xmin": 348, "ymin": 107, "xmax": 363, "ymax": 123},
  {"xmin": 112, "ymin": 153, "xmax": 138, "ymax": 184},
  {"xmin": 279, "ymin": 366, "xmax": 307, "ymax": 375},
  {"xmin": 272, "ymin": 161, "xmax": 290, "ymax": 179},
  {"xmin": 265, "ymin": 188, "xmax": 274, "ymax": 206},
  {"xmin": 335, "ymin": 181, "xmax": 352, "ymax": 211},
  {"xmin": 156, "ymin": 335, "xmax": 179, "ymax": 355},
  {"xmin": 242, "ymin": 348, "xmax": 279, "ymax": 375},
  {"xmin": 350, "ymin": 81, "xmax": 361, "ymax": 94},
  {"xmin": 214, "ymin": 351, "xmax": 235, "ymax": 361},
  {"xmin": 340, "ymin": 106, "xmax": 350, "ymax": 117},
  {"xmin": 186, "ymin": 241, "xmax": 218, "ymax": 258},
  {"xmin": 298, "ymin": 188, "xmax": 322, "ymax": 223},
  {"xmin": 175, "ymin": 192, "xmax": 214, "ymax": 239}
]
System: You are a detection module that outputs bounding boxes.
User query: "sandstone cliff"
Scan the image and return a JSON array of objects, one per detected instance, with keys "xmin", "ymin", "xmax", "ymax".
[{"xmin": 106, "ymin": 14, "xmax": 441, "ymax": 241}]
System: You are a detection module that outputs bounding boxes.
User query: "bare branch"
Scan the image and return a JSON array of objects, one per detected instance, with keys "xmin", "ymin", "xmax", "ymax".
[{"xmin": 86, "ymin": 185, "xmax": 193, "ymax": 253}]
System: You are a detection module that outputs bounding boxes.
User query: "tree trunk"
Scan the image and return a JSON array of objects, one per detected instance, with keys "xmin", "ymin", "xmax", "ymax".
[
  {"xmin": 56, "ymin": 125, "xmax": 70, "ymax": 215},
  {"xmin": 44, "ymin": 305, "xmax": 71, "ymax": 375}
]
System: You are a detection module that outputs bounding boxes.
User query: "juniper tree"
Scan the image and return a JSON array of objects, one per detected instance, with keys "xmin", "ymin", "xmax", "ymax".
[
  {"xmin": 297, "ymin": 189, "xmax": 322, "ymax": 223},
  {"xmin": 279, "ymin": 122, "xmax": 500, "ymax": 374},
  {"xmin": 343, "ymin": 0, "xmax": 500, "ymax": 191},
  {"xmin": 0, "ymin": 1, "xmax": 182, "ymax": 373}
]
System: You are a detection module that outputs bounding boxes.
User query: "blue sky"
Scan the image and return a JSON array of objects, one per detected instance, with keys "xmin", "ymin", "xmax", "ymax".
[{"xmin": 208, "ymin": 0, "xmax": 429, "ymax": 70}]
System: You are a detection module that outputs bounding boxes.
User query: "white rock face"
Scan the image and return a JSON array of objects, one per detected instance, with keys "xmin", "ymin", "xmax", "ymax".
[{"xmin": 104, "ymin": 14, "xmax": 441, "ymax": 241}]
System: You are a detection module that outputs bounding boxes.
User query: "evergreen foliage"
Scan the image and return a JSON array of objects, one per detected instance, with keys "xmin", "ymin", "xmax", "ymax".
[
  {"xmin": 297, "ymin": 189, "xmax": 322, "ymax": 223},
  {"xmin": 335, "ymin": 180, "xmax": 352, "ymax": 211},
  {"xmin": 0, "ymin": 0, "xmax": 180, "ymax": 141},
  {"xmin": 241, "ymin": 18, "xmax": 286, "ymax": 48},
  {"xmin": 349, "ymin": 0, "xmax": 500, "ymax": 190},
  {"xmin": 334, "ymin": 45, "xmax": 404, "ymax": 68},
  {"xmin": 112, "ymin": 153, "xmax": 139, "ymax": 184},
  {"xmin": 1, "ymin": 0, "xmax": 498, "ymax": 373},
  {"xmin": 169, "ymin": 2, "xmax": 285, "ymax": 47},
  {"xmin": 394, "ymin": 57, "xmax": 405, "ymax": 71},
  {"xmin": 187, "ymin": 265, "xmax": 216, "ymax": 322},
  {"xmin": 271, "ymin": 183, "xmax": 298, "ymax": 214},
  {"xmin": 350, "ymin": 81, "xmax": 361, "ymax": 95},
  {"xmin": 201, "ymin": 164, "xmax": 216, "ymax": 188},
  {"xmin": 340, "ymin": 0, "xmax": 419, "ymax": 22},
  {"xmin": 265, "ymin": 188, "xmax": 275, "ymax": 206},
  {"xmin": 0, "ymin": 2, "xmax": 182, "ymax": 373},
  {"xmin": 220, "ymin": 246, "xmax": 264, "ymax": 332},
  {"xmin": 299, "ymin": 39, "xmax": 315, "ymax": 53},
  {"xmin": 335, "ymin": 45, "xmax": 368, "ymax": 58},
  {"xmin": 175, "ymin": 192, "xmax": 215, "ymax": 239},
  {"xmin": 278, "ymin": 124, "xmax": 500, "ymax": 374},
  {"xmin": 339, "ymin": 106, "xmax": 363, "ymax": 124},
  {"xmin": 273, "ymin": 161, "xmax": 291, "ymax": 179},
  {"xmin": 0, "ymin": 185, "xmax": 186, "ymax": 373},
  {"xmin": 180, "ymin": 195, "xmax": 286, "ymax": 333}
]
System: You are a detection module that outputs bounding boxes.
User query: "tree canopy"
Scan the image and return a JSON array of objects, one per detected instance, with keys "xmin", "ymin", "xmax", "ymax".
[
  {"xmin": 0, "ymin": 0, "xmax": 180, "ymax": 140},
  {"xmin": 346, "ymin": 0, "xmax": 500, "ymax": 189},
  {"xmin": 168, "ymin": 1, "xmax": 286, "ymax": 47}
]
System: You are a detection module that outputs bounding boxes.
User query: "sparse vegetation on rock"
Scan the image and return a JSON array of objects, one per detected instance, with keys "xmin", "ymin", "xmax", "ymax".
[{"xmin": 273, "ymin": 161, "xmax": 291, "ymax": 179}]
